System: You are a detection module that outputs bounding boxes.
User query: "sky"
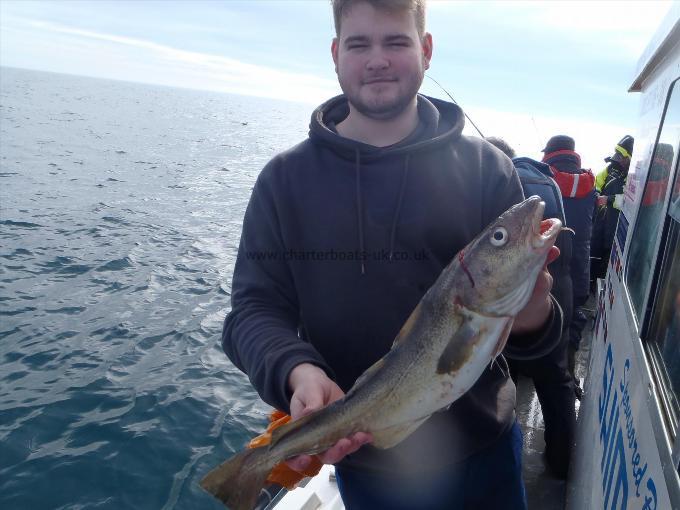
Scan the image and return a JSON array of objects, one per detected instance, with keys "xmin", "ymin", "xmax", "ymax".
[{"xmin": 0, "ymin": 0, "xmax": 676, "ymax": 170}]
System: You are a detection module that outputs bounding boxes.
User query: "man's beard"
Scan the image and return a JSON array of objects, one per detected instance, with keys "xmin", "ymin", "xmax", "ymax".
[{"xmin": 341, "ymin": 70, "xmax": 424, "ymax": 121}]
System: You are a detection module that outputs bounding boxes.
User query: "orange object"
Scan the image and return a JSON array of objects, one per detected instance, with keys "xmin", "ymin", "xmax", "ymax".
[{"xmin": 247, "ymin": 410, "xmax": 323, "ymax": 490}]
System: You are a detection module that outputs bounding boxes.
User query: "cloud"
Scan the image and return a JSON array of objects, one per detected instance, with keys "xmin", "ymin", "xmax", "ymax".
[
  {"xmin": 5, "ymin": 18, "xmax": 339, "ymax": 104},
  {"xmin": 520, "ymin": 0, "xmax": 673, "ymax": 55},
  {"xmin": 0, "ymin": 4, "xmax": 665, "ymax": 162},
  {"xmin": 429, "ymin": 0, "xmax": 673, "ymax": 58}
]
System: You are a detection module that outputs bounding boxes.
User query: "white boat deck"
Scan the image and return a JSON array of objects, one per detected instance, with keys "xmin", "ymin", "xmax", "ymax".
[{"xmin": 270, "ymin": 465, "xmax": 344, "ymax": 510}]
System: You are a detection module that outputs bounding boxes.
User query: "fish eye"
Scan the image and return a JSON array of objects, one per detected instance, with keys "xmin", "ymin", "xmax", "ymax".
[{"xmin": 490, "ymin": 227, "xmax": 508, "ymax": 246}]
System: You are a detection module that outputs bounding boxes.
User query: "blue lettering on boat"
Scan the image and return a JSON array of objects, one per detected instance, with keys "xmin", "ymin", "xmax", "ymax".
[
  {"xmin": 597, "ymin": 344, "xmax": 659, "ymax": 510},
  {"xmin": 599, "ymin": 343, "xmax": 628, "ymax": 510},
  {"xmin": 620, "ymin": 359, "xmax": 658, "ymax": 509}
]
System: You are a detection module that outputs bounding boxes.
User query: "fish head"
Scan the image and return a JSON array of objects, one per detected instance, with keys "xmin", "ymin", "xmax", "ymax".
[{"xmin": 452, "ymin": 195, "xmax": 562, "ymax": 317}]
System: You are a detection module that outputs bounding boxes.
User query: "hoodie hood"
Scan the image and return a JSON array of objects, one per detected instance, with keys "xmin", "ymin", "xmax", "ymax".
[
  {"xmin": 512, "ymin": 157, "xmax": 554, "ymax": 178},
  {"xmin": 309, "ymin": 94, "xmax": 465, "ymax": 159},
  {"xmin": 307, "ymin": 94, "xmax": 466, "ymax": 274}
]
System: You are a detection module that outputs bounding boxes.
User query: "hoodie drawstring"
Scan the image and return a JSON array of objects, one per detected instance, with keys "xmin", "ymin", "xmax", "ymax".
[
  {"xmin": 355, "ymin": 150, "xmax": 366, "ymax": 275},
  {"xmin": 354, "ymin": 151, "xmax": 411, "ymax": 274},
  {"xmin": 389, "ymin": 154, "xmax": 410, "ymax": 261}
]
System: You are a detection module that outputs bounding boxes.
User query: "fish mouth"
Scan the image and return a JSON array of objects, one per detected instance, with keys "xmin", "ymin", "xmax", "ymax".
[{"xmin": 531, "ymin": 201, "xmax": 562, "ymax": 249}]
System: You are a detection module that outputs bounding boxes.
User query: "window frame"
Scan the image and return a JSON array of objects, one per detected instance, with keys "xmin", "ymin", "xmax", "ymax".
[
  {"xmin": 626, "ymin": 77, "xmax": 680, "ymax": 444},
  {"xmin": 644, "ymin": 212, "xmax": 680, "ymax": 438},
  {"xmin": 625, "ymin": 77, "xmax": 680, "ymax": 332}
]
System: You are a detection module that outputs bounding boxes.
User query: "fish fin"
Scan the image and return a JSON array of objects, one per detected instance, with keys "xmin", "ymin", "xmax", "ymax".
[
  {"xmin": 391, "ymin": 302, "xmax": 423, "ymax": 348},
  {"xmin": 371, "ymin": 416, "xmax": 430, "ymax": 449},
  {"xmin": 200, "ymin": 447, "xmax": 273, "ymax": 510},
  {"xmin": 344, "ymin": 358, "xmax": 385, "ymax": 399},
  {"xmin": 436, "ymin": 317, "xmax": 480, "ymax": 375}
]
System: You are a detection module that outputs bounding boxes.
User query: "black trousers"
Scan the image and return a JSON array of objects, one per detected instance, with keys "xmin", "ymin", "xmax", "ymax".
[{"xmin": 508, "ymin": 332, "xmax": 576, "ymax": 479}]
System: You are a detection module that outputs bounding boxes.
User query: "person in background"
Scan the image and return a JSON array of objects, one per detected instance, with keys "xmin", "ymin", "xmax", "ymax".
[
  {"xmin": 485, "ymin": 136, "xmax": 516, "ymax": 159},
  {"xmin": 221, "ymin": 1, "xmax": 563, "ymax": 508},
  {"xmin": 591, "ymin": 135, "xmax": 634, "ymax": 283},
  {"xmin": 487, "ymin": 136, "xmax": 575, "ymax": 479},
  {"xmin": 541, "ymin": 135, "xmax": 596, "ymax": 390}
]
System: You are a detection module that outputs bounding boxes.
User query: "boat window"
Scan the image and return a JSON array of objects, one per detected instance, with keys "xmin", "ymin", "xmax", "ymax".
[
  {"xmin": 636, "ymin": 79, "xmax": 680, "ymax": 436},
  {"xmin": 646, "ymin": 207, "xmax": 680, "ymax": 434},
  {"xmin": 626, "ymin": 79, "xmax": 680, "ymax": 324}
]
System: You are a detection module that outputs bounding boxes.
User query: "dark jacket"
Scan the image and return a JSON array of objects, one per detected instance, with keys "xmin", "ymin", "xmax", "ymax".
[
  {"xmin": 223, "ymin": 94, "xmax": 561, "ymax": 474},
  {"xmin": 511, "ymin": 157, "xmax": 573, "ymax": 331},
  {"xmin": 591, "ymin": 164, "xmax": 626, "ymax": 280},
  {"xmin": 542, "ymin": 151, "xmax": 596, "ymax": 304},
  {"xmin": 506, "ymin": 157, "xmax": 575, "ymax": 478}
]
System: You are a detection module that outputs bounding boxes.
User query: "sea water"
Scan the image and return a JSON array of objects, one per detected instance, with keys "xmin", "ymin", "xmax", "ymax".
[{"xmin": 0, "ymin": 66, "xmax": 310, "ymax": 509}]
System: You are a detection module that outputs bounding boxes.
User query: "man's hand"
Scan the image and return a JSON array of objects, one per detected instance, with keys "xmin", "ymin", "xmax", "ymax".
[
  {"xmin": 285, "ymin": 363, "xmax": 372, "ymax": 472},
  {"xmin": 597, "ymin": 195, "xmax": 608, "ymax": 207},
  {"xmin": 511, "ymin": 246, "xmax": 560, "ymax": 335}
]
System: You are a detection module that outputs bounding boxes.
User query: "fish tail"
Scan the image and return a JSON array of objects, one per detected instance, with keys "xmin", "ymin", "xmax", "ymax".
[{"xmin": 200, "ymin": 447, "xmax": 273, "ymax": 510}]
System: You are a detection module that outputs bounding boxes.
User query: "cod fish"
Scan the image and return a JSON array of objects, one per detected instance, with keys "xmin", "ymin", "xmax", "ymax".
[{"xmin": 201, "ymin": 195, "xmax": 561, "ymax": 509}]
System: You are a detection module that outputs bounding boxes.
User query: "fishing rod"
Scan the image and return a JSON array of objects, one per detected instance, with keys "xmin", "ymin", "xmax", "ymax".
[
  {"xmin": 425, "ymin": 74, "xmax": 485, "ymax": 139},
  {"xmin": 531, "ymin": 116, "xmax": 544, "ymax": 152}
]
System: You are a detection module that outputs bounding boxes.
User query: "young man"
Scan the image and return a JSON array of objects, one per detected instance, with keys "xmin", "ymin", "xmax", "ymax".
[{"xmin": 222, "ymin": 1, "xmax": 561, "ymax": 508}]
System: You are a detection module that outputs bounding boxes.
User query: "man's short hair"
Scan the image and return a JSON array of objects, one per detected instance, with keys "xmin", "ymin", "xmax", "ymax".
[
  {"xmin": 486, "ymin": 137, "xmax": 516, "ymax": 159},
  {"xmin": 331, "ymin": 0, "xmax": 426, "ymax": 37}
]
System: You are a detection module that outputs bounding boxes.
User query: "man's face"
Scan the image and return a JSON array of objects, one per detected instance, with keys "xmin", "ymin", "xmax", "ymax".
[{"xmin": 331, "ymin": 2, "xmax": 432, "ymax": 120}]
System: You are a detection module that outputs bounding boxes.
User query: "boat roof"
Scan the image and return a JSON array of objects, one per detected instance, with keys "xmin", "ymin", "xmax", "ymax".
[{"xmin": 629, "ymin": 3, "xmax": 680, "ymax": 92}]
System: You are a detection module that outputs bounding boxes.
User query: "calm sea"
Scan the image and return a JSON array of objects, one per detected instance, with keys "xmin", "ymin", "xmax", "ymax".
[{"xmin": 0, "ymin": 66, "xmax": 311, "ymax": 509}]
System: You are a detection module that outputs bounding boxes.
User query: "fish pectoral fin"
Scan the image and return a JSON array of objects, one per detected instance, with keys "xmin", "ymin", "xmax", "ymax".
[
  {"xmin": 436, "ymin": 319, "xmax": 479, "ymax": 375},
  {"xmin": 371, "ymin": 416, "xmax": 430, "ymax": 449}
]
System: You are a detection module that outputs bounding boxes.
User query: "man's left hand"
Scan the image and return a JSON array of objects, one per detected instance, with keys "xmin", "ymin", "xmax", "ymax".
[{"xmin": 511, "ymin": 246, "xmax": 560, "ymax": 334}]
